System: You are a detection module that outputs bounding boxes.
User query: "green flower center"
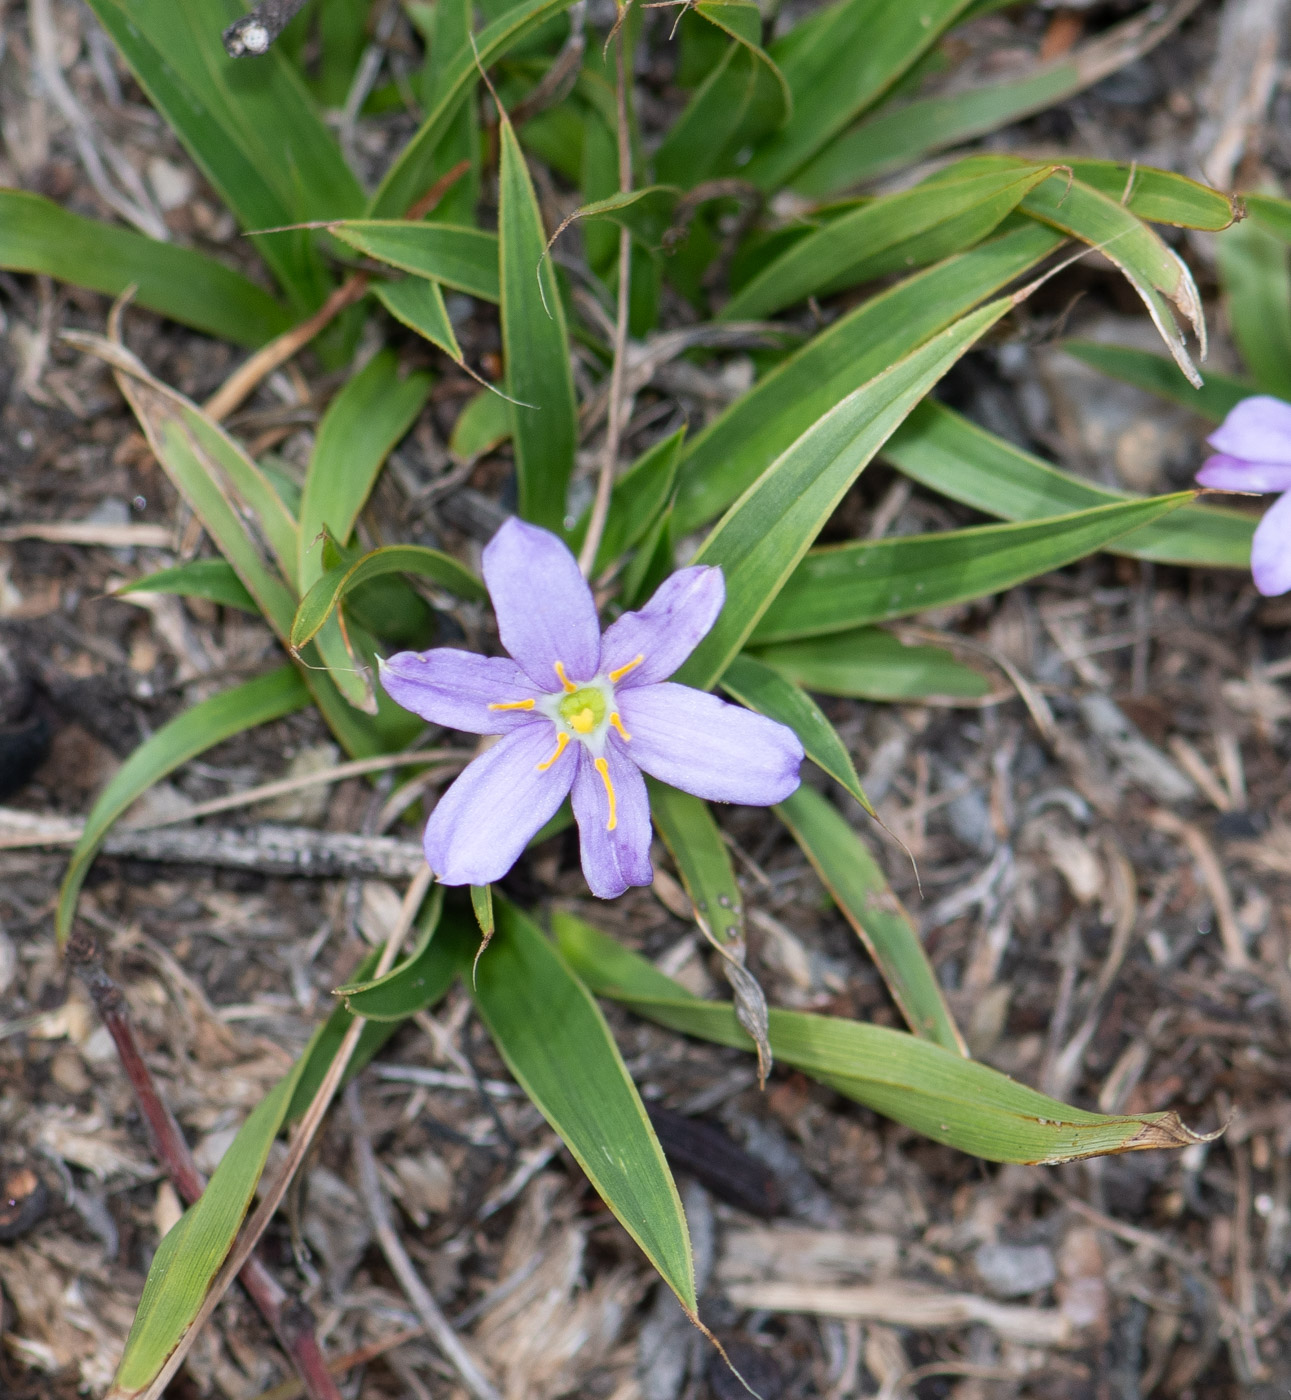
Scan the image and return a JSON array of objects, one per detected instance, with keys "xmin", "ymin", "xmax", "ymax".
[{"xmin": 558, "ymin": 686, "xmax": 607, "ymax": 735}]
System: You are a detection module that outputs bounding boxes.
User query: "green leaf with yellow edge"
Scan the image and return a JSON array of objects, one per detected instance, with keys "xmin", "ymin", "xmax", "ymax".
[
  {"xmin": 56, "ymin": 667, "xmax": 309, "ymax": 944},
  {"xmin": 463, "ymin": 899, "xmax": 696, "ymax": 1312},
  {"xmin": 750, "ymin": 627, "xmax": 990, "ymax": 702},
  {"xmin": 450, "ymin": 388, "xmax": 513, "ymax": 462},
  {"xmin": 1064, "ymin": 161, "xmax": 1237, "ymax": 230},
  {"xmin": 776, "ymin": 785, "xmax": 964, "ymax": 1052},
  {"xmin": 0, "ymin": 191, "xmax": 291, "ymax": 348},
  {"xmin": 884, "ymin": 401, "xmax": 1254, "ymax": 570},
  {"xmin": 115, "ymin": 559, "xmax": 258, "ymax": 615},
  {"xmin": 328, "ymin": 222, "xmax": 500, "ymax": 302},
  {"xmin": 556, "ymin": 914, "xmax": 1213, "ymax": 1165},
  {"xmin": 752, "ymin": 493, "xmax": 1194, "ymax": 645},
  {"xmin": 570, "ymin": 428, "xmax": 685, "ymax": 576},
  {"xmin": 375, "ymin": 277, "xmax": 464, "ymax": 362},
  {"xmin": 676, "ymin": 299, "xmax": 1009, "ymax": 692},
  {"xmin": 498, "ymin": 117, "xmax": 578, "ymax": 532},
  {"xmin": 1216, "ymin": 206, "xmax": 1291, "ymax": 400},
  {"xmin": 336, "ymin": 889, "xmax": 461, "ymax": 1023},
  {"xmin": 1246, "ymin": 192, "xmax": 1291, "ymax": 244},
  {"xmin": 721, "ymin": 653, "xmax": 872, "ymax": 810}
]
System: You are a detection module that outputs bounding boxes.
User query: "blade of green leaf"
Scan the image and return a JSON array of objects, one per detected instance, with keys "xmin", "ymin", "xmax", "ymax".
[
  {"xmin": 884, "ymin": 400, "xmax": 1254, "ymax": 569},
  {"xmin": 0, "ymin": 191, "xmax": 291, "ymax": 347},
  {"xmin": 328, "ymin": 222, "xmax": 501, "ymax": 302},
  {"xmin": 115, "ymin": 559, "xmax": 258, "ymax": 614},
  {"xmin": 720, "ymin": 653, "xmax": 873, "ymax": 810},
  {"xmin": 750, "ymin": 627, "xmax": 990, "ymax": 701},
  {"xmin": 336, "ymin": 891, "xmax": 462, "ymax": 1023},
  {"xmin": 498, "ymin": 117, "xmax": 578, "ymax": 532},
  {"xmin": 57, "ymin": 667, "xmax": 308, "ymax": 943},
  {"xmin": 450, "ymin": 388, "xmax": 513, "ymax": 461},
  {"xmin": 1215, "ymin": 208, "xmax": 1291, "ymax": 399},
  {"xmin": 1246, "ymin": 192, "xmax": 1291, "ymax": 244},
  {"xmin": 752, "ymin": 493, "xmax": 1193, "ymax": 644},
  {"xmin": 570, "ymin": 428, "xmax": 685, "ymax": 575},
  {"xmin": 369, "ymin": 0, "xmax": 579, "ymax": 217},
  {"xmin": 465, "ymin": 898, "xmax": 696, "ymax": 1312},
  {"xmin": 1059, "ymin": 340, "xmax": 1251, "ymax": 424},
  {"xmin": 375, "ymin": 278, "xmax": 464, "ymax": 361},
  {"xmin": 291, "ymin": 544, "xmax": 485, "ymax": 652},
  {"xmin": 556, "ymin": 915, "xmax": 1210, "ymax": 1164},
  {"xmin": 675, "ymin": 223, "xmax": 1064, "ymax": 534},
  {"xmin": 1064, "ymin": 161, "xmax": 1237, "ymax": 230},
  {"xmin": 676, "ymin": 299, "xmax": 1010, "ymax": 691},
  {"xmin": 720, "ymin": 162, "xmax": 1056, "ymax": 321},
  {"xmin": 777, "ymin": 785, "xmax": 964, "ymax": 1052},
  {"xmin": 83, "ymin": 0, "xmax": 362, "ymax": 310}
]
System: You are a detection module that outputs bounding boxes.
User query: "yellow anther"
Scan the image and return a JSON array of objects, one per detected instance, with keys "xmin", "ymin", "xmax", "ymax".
[
  {"xmin": 595, "ymin": 756, "xmax": 617, "ymax": 830},
  {"xmin": 537, "ymin": 732, "xmax": 569, "ymax": 771},
  {"xmin": 488, "ymin": 698, "xmax": 535, "ymax": 711},
  {"xmin": 569, "ymin": 706, "xmax": 597, "ymax": 735},
  {"xmin": 553, "ymin": 660, "xmax": 578, "ymax": 694},
  {"xmin": 607, "ymin": 654, "xmax": 644, "ymax": 684},
  {"xmin": 609, "ymin": 712, "xmax": 631, "ymax": 741}
]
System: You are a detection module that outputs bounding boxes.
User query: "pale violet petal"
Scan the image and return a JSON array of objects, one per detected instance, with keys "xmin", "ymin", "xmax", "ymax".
[
  {"xmin": 617, "ymin": 683, "xmax": 803, "ymax": 805},
  {"xmin": 424, "ymin": 722, "xmax": 575, "ymax": 885},
  {"xmin": 570, "ymin": 741, "xmax": 653, "ymax": 898},
  {"xmin": 1207, "ymin": 396, "xmax": 1291, "ymax": 467},
  {"xmin": 1251, "ymin": 490, "xmax": 1291, "ymax": 597},
  {"xmin": 599, "ymin": 566, "xmax": 725, "ymax": 688},
  {"xmin": 379, "ymin": 649, "xmax": 538, "ymax": 734},
  {"xmin": 1197, "ymin": 453, "xmax": 1291, "ymax": 493},
  {"xmin": 482, "ymin": 518, "xmax": 601, "ymax": 688}
]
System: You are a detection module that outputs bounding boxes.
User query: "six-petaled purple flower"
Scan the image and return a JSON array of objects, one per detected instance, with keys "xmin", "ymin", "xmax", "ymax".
[
  {"xmin": 1196, "ymin": 395, "xmax": 1291, "ymax": 596},
  {"xmin": 379, "ymin": 519, "xmax": 804, "ymax": 898}
]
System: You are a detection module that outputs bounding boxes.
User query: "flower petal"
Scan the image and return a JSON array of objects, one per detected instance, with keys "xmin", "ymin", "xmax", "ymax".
[
  {"xmin": 1207, "ymin": 395, "xmax": 1291, "ymax": 467},
  {"xmin": 617, "ymin": 683, "xmax": 803, "ymax": 805},
  {"xmin": 482, "ymin": 518, "xmax": 601, "ymax": 688},
  {"xmin": 599, "ymin": 566, "xmax": 725, "ymax": 688},
  {"xmin": 1197, "ymin": 453, "xmax": 1291, "ymax": 494},
  {"xmin": 379, "ymin": 649, "xmax": 538, "ymax": 734},
  {"xmin": 1251, "ymin": 490, "xmax": 1291, "ymax": 597},
  {"xmin": 424, "ymin": 722, "xmax": 575, "ymax": 885},
  {"xmin": 570, "ymin": 740, "xmax": 653, "ymax": 898}
]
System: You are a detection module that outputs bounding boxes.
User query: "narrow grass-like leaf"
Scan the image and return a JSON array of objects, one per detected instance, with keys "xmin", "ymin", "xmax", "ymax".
[
  {"xmin": 1247, "ymin": 192, "xmax": 1291, "ymax": 243},
  {"xmin": 675, "ymin": 224, "xmax": 1064, "ymax": 533},
  {"xmin": 720, "ymin": 163, "xmax": 1056, "ymax": 321},
  {"xmin": 558, "ymin": 916, "xmax": 1211, "ymax": 1164},
  {"xmin": 375, "ymin": 278, "xmax": 464, "ymax": 361},
  {"xmin": 649, "ymin": 784, "xmax": 745, "ymax": 945},
  {"xmin": 56, "ymin": 667, "xmax": 308, "ymax": 943},
  {"xmin": 115, "ymin": 559, "xmax": 258, "ymax": 614},
  {"xmin": 1215, "ymin": 210, "xmax": 1291, "ymax": 399},
  {"xmin": 465, "ymin": 899, "xmax": 696, "ymax": 1311},
  {"xmin": 83, "ymin": 0, "xmax": 361, "ymax": 310},
  {"xmin": 1059, "ymin": 341, "xmax": 1250, "ymax": 424},
  {"xmin": 336, "ymin": 890, "xmax": 460, "ymax": 1023},
  {"xmin": 676, "ymin": 300, "xmax": 1009, "ymax": 691},
  {"xmin": 751, "ymin": 628, "xmax": 990, "ymax": 701},
  {"xmin": 328, "ymin": 222, "xmax": 501, "ymax": 302},
  {"xmin": 571, "ymin": 428, "xmax": 684, "ymax": 575},
  {"xmin": 498, "ymin": 117, "xmax": 578, "ymax": 531},
  {"xmin": 885, "ymin": 401, "xmax": 1254, "ymax": 569},
  {"xmin": 752, "ymin": 493, "xmax": 1193, "ymax": 644},
  {"xmin": 450, "ymin": 389, "xmax": 513, "ymax": 461},
  {"xmin": 777, "ymin": 785, "xmax": 963, "ymax": 1052},
  {"xmin": 721, "ymin": 653, "xmax": 872, "ymax": 810},
  {"xmin": 291, "ymin": 544, "xmax": 485, "ymax": 652},
  {"xmin": 1065, "ymin": 161, "xmax": 1238, "ymax": 230},
  {"xmin": 0, "ymin": 192, "xmax": 291, "ymax": 347}
]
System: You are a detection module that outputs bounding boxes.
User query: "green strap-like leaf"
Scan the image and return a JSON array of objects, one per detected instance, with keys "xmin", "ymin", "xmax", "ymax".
[
  {"xmin": 884, "ymin": 400, "xmax": 1254, "ymax": 569},
  {"xmin": 721, "ymin": 653, "xmax": 872, "ymax": 810},
  {"xmin": 115, "ymin": 559, "xmax": 258, "ymax": 614},
  {"xmin": 0, "ymin": 191, "xmax": 291, "ymax": 348},
  {"xmin": 375, "ymin": 278, "xmax": 464, "ymax": 362},
  {"xmin": 570, "ymin": 428, "xmax": 685, "ymax": 575},
  {"xmin": 498, "ymin": 117, "xmax": 578, "ymax": 532},
  {"xmin": 676, "ymin": 299, "xmax": 1009, "ymax": 691},
  {"xmin": 1216, "ymin": 208, "xmax": 1291, "ymax": 400},
  {"xmin": 674, "ymin": 223, "xmax": 1064, "ymax": 534},
  {"xmin": 752, "ymin": 493, "xmax": 1193, "ymax": 644},
  {"xmin": 1059, "ymin": 341, "xmax": 1250, "ymax": 424},
  {"xmin": 649, "ymin": 783, "xmax": 744, "ymax": 945},
  {"xmin": 750, "ymin": 628, "xmax": 990, "ymax": 702},
  {"xmin": 328, "ymin": 222, "xmax": 501, "ymax": 302},
  {"xmin": 556, "ymin": 915, "xmax": 1210, "ymax": 1164},
  {"xmin": 1065, "ymin": 161, "xmax": 1238, "ymax": 230},
  {"xmin": 466, "ymin": 899, "xmax": 696, "ymax": 1312},
  {"xmin": 1247, "ymin": 192, "xmax": 1291, "ymax": 244},
  {"xmin": 57, "ymin": 666, "xmax": 309, "ymax": 943},
  {"xmin": 776, "ymin": 785, "xmax": 963, "ymax": 1052}
]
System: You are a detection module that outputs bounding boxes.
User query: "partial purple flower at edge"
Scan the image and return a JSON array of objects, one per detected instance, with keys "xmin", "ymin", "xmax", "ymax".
[
  {"xmin": 1196, "ymin": 394, "xmax": 1291, "ymax": 596},
  {"xmin": 379, "ymin": 518, "xmax": 804, "ymax": 899}
]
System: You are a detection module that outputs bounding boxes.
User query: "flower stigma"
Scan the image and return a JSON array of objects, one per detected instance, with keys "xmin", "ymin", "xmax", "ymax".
[{"xmin": 559, "ymin": 686, "xmax": 606, "ymax": 734}]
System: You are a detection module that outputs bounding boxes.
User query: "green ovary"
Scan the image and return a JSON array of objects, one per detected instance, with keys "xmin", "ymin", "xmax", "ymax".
[{"xmin": 558, "ymin": 686, "xmax": 607, "ymax": 735}]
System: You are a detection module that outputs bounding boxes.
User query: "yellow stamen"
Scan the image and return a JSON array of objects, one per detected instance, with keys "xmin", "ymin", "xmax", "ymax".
[
  {"xmin": 537, "ymin": 732, "xmax": 569, "ymax": 771},
  {"xmin": 553, "ymin": 660, "xmax": 577, "ymax": 694},
  {"xmin": 568, "ymin": 706, "xmax": 597, "ymax": 735},
  {"xmin": 609, "ymin": 712, "xmax": 631, "ymax": 741},
  {"xmin": 595, "ymin": 756, "xmax": 617, "ymax": 830},
  {"xmin": 608, "ymin": 654, "xmax": 644, "ymax": 683},
  {"xmin": 488, "ymin": 698, "xmax": 535, "ymax": 711}
]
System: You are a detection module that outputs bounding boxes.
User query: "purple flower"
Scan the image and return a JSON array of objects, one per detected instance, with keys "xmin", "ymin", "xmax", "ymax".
[
  {"xmin": 379, "ymin": 519, "xmax": 804, "ymax": 898},
  {"xmin": 1197, "ymin": 395, "xmax": 1291, "ymax": 596}
]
